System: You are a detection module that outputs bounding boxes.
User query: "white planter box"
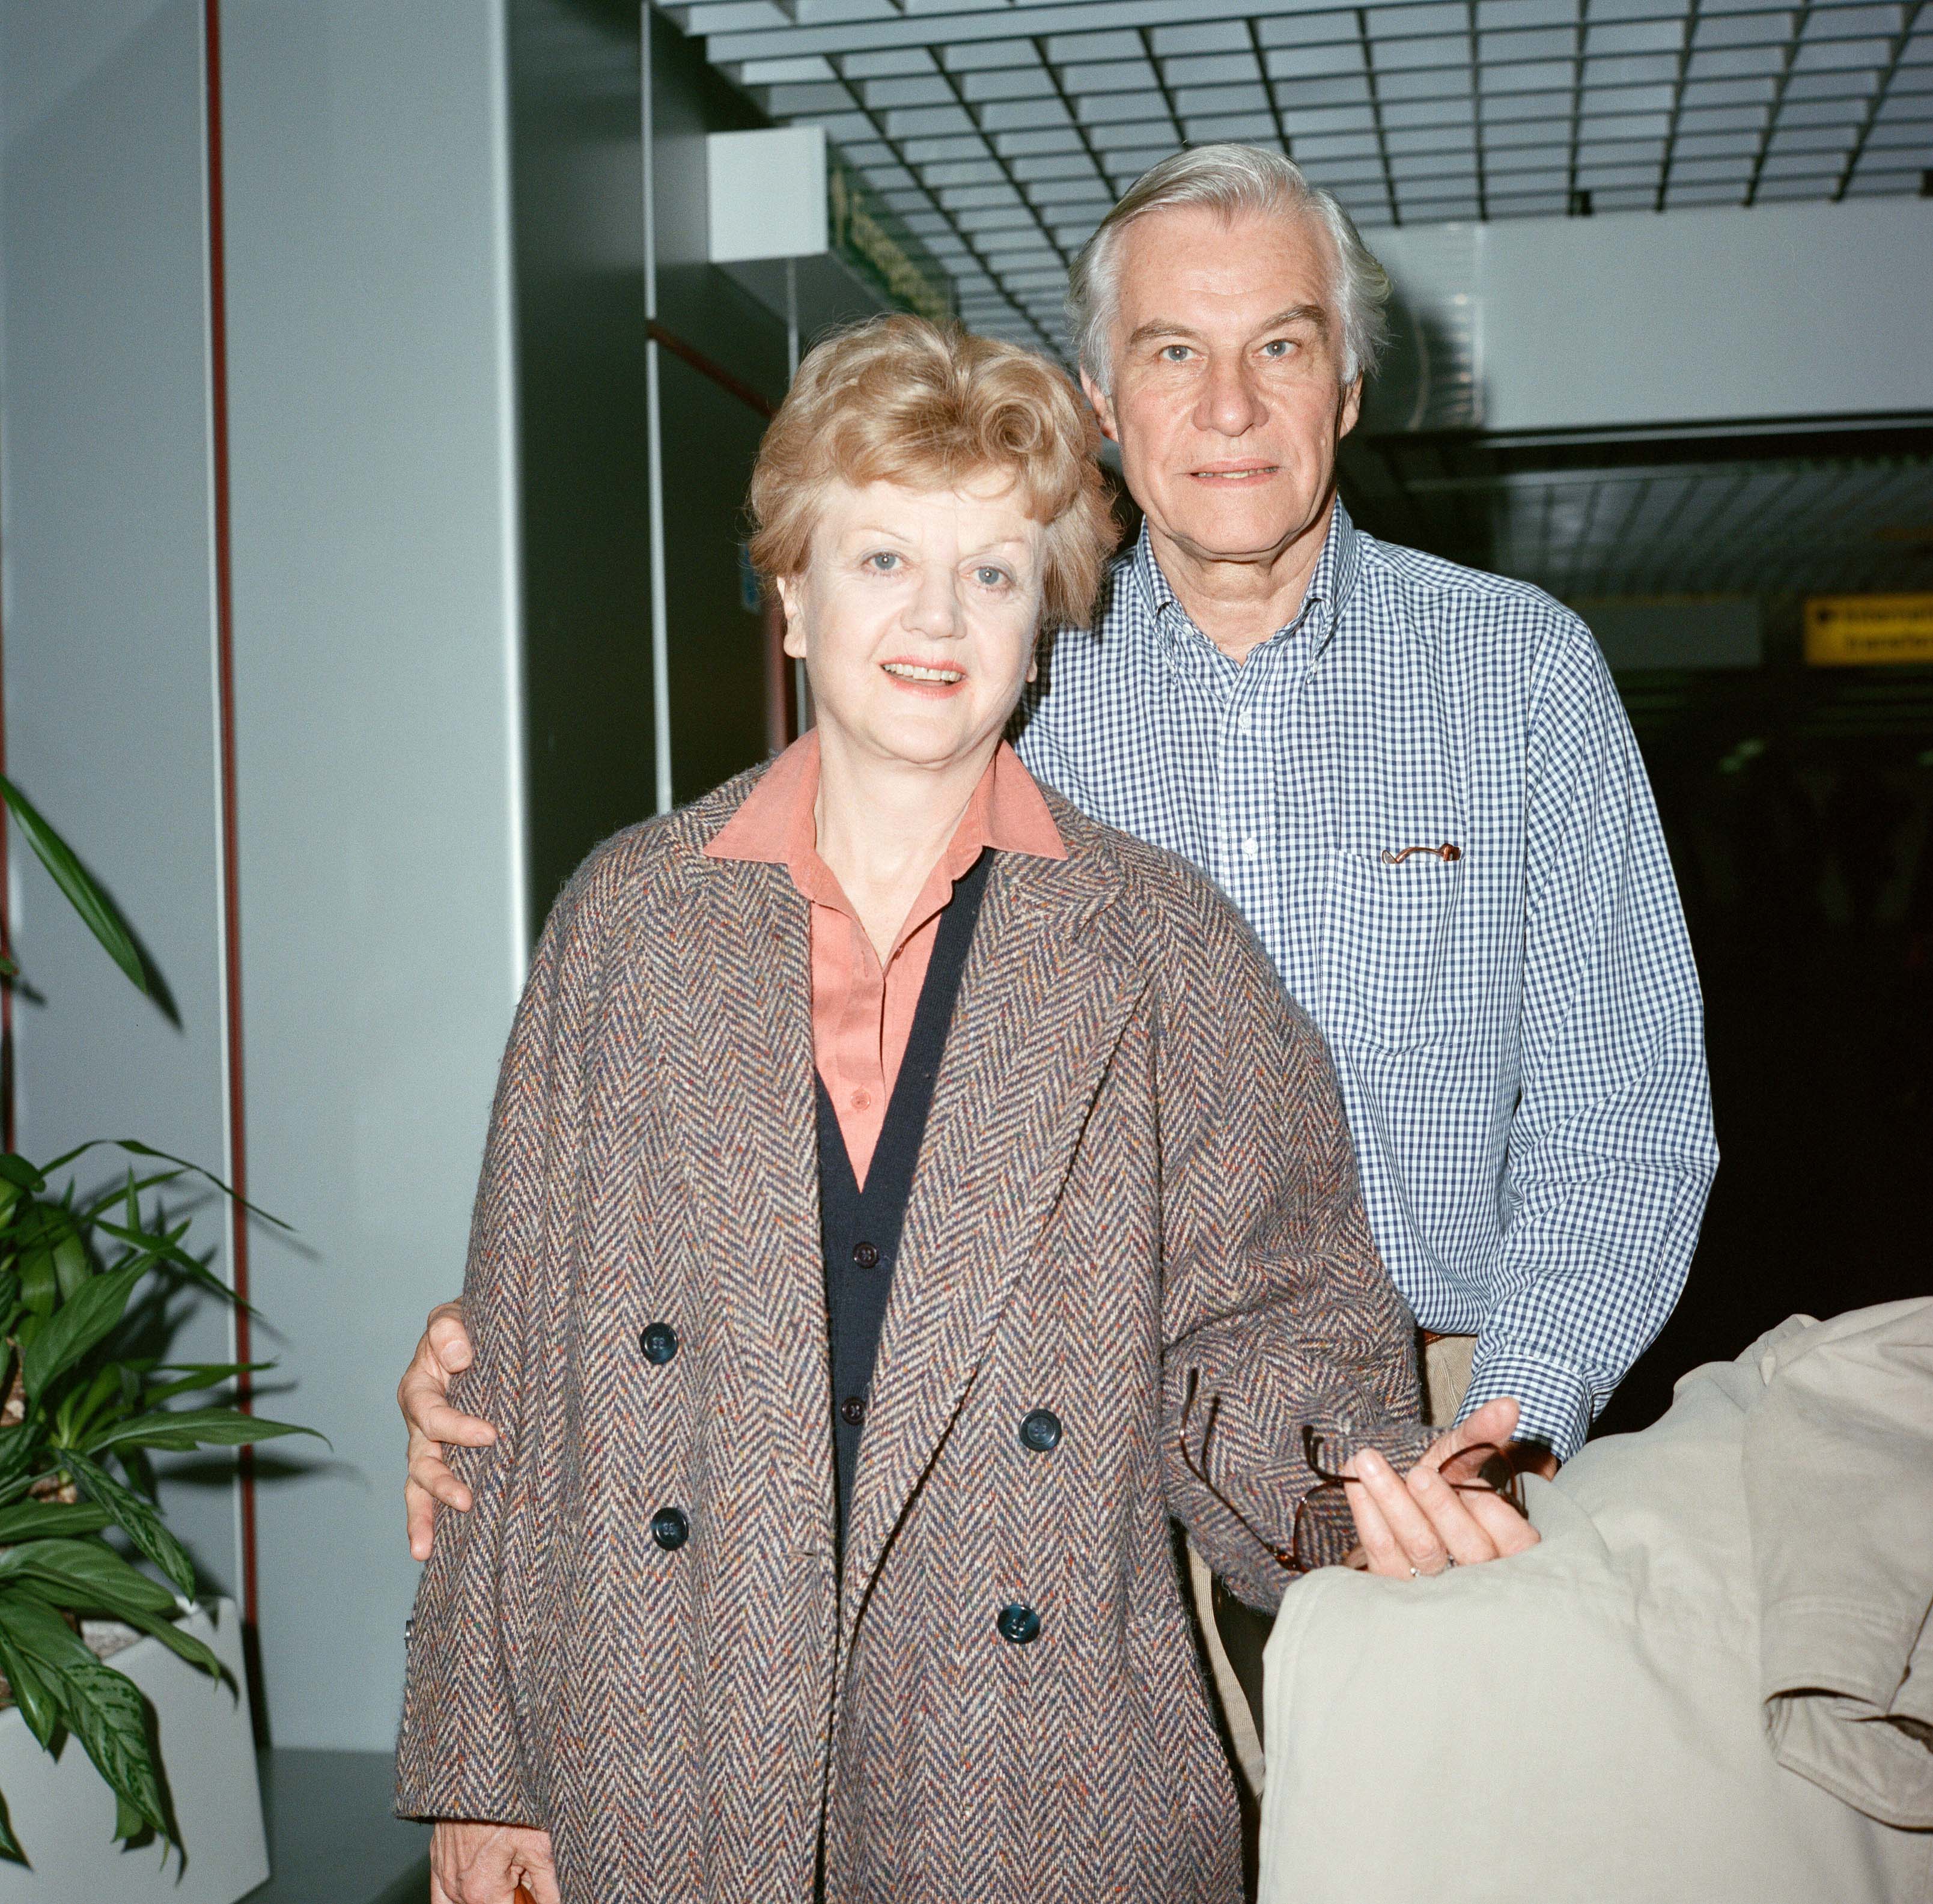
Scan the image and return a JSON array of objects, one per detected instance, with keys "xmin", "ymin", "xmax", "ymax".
[{"xmin": 0, "ymin": 1598, "xmax": 267, "ymax": 1902}]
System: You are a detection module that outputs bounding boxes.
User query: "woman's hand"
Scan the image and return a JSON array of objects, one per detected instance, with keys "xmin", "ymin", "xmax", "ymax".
[
  {"xmin": 1342, "ymin": 1396, "xmax": 1544, "ymax": 1577},
  {"xmin": 430, "ymin": 1821, "xmax": 559, "ymax": 1904},
  {"xmin": 401, "ymin": 1300, "xmax": 493, "ymax": 1560}
]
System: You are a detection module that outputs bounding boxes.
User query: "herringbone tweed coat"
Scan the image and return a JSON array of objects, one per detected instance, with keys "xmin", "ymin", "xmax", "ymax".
[{"xmin": 395, "ymin": 766, "xmax": 1432, "ymax": 1903}]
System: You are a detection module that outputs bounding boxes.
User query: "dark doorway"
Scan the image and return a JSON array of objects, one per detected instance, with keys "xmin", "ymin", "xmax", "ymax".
[{"xmin": 1342, "ymin": 421, "xmax": 1933, "ymax": 1435}]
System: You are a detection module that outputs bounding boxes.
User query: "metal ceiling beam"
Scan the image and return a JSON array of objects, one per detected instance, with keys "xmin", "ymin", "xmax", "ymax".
[
  {"xmin": 782, "ymin": 84, "xmax": 1900, "ymax": 163},
  {"xmin": 687, "ymin": 0, "xmax": 1560, "ymax": 67},
  {"xmin": 1833, "ymin": 0, "xmax": 1926, "ymax": 201},
  {"xmin": 682, "ymin": 0, "xmax": 1910, "ymax": 67},
  {"xmin": 674, "ymin": 0, "xmax": 1932, "ymax": 357},
  {"xmin": 824, "ymin": 52, "xmax": 1059, "ymax": 348},
  {"xmin": 1651, "ymin": 0, "xmax": 1706, "ymax": 211}
]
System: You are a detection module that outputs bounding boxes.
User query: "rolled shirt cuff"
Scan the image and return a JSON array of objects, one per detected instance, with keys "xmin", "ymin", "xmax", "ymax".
[{"xmin": 1456, "ymin": 1343, "xmax": 1595, "ymax": 1463}]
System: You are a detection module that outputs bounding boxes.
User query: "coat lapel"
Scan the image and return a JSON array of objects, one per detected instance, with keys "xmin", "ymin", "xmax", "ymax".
[
  {"xmin": 644, "ymin": 835, "xmax": 838, "ymax": 1549},
  {"xmin": 838, "ymin": 834, "xmax": 1147, "ymax": 1635}
]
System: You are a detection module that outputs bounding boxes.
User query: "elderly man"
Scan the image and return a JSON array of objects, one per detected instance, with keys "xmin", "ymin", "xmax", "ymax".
[
  {"xmin": 1020, "ymin": 145, "xmax": 1716, "ymax": 1745},
  {"xmin": 1030, "ymin": 144, "xmax": 1714, "ymax": 1464},
  {"xmin": 399, "ymin": 144, "xmax": 1714, "ymax": 1754}
]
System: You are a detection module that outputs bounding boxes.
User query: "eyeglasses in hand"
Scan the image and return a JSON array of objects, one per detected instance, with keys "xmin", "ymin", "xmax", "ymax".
[{"xmin": 1177, "ymin": 1367, "xmax": 1528, "ymax": 1576}]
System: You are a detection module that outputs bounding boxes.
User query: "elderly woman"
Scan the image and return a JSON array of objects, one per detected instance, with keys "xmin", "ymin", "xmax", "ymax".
[{"xmin": 397, "ymin": 316, "xmax": 1533, "ymax": 1904}]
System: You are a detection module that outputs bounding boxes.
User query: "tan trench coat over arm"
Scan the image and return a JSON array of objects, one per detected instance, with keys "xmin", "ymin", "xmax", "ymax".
[{"xmin": 396, "ymin": 770, "xmax": 1429, "ymax": 1903}]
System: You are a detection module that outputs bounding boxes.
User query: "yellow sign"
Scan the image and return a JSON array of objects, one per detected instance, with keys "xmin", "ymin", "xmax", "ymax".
[
  {"xmin": 827, "ymin": 159, "xmax": 954, "ymax": 328},
  {"xmin": 1805, "ymin": 594, "xmax": 1933, "ymax": 666}
]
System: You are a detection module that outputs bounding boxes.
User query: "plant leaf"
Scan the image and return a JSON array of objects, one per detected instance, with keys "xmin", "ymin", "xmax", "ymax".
[
  {"xmin": 51, "ymin": 1227, "xmax": 90, "ymax": 1302},
  {"xmin": 143, "ymin": 1361, "xmax": 270, "ymax": 1407},
  {"xmin": 36, "ymin": 1139, "xmax": 290, "ymax": 1231},
  {"xmin": 59, "ymin": 1363, "xmax": 126, "ymax": 1448},
  {"xmin": 0, "ymin": 1611, "xmax": 64, "ymax": 1749},
  {"xmin": 0, "ymin": 1538, "xmax": 178, "ymax": 1619},
  {"xmin": 0, "ymin": 1155, "xmax": 47, "ymax": 1194},
  {"xmin": 22, "ymin": 1260, "xmax": 145, "ymax": 1402},
  {"xmin": 90, "ymin": 1219, "xmax": 253, "ymax": 1313},
  {"xmin": 0, "ymin": 1424, "xmax": 42, "ymax": 1494},
  {"xmin": 118, "ymin": 1604, "xmax": 225, "ymax": 1680},
  {"xmin": 0, "ymin": 1783, "xmax": 23, "ymax": 1863},
  {"xmin": 84, "ymin": 1407, "xmax": 324, "ymax": 1458},
  {"xmin": 0, "ymin": 774, "xmax": 147, "ymax": 994},
  {"xmin": 62, "ymin": 1452, "xmax": 196, "ymax": 1599},
  {"xmin": 75, "ymin": 1168, "xmax": 185, "ymax": 1226},
  {"xmin": 0, "ymin": 1498, "xmax": 111, "ymax": 1544},
  {"xmin": 17, "ymin": 1245, "xmax": 55, "ymax": 1317},
  {"xmin": 0, "ymin": 1592, "xmax": 172, "ymax": 1842},
  {"xmin": 75, "ymin": 1652, "xmax": 171, "ymax": 1840}
]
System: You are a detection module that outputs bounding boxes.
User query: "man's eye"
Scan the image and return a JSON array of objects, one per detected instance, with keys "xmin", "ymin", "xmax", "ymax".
[
  {"xmin": 1161, "ymin": 345, "xmax": 1192, "ymax": 363},
  {"xmin": 1262, "ymin": 339, "xmax": 1295, "ymax": 358}
]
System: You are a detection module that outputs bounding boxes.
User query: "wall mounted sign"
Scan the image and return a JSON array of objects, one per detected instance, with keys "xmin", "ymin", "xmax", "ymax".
[
  {"xmin": 1804, "ymin": 594, "xmax": 1933, "ymax": 666},
  {"xmin": 827, "ymin": 155, "xmax": 953, "ymax": 328}
]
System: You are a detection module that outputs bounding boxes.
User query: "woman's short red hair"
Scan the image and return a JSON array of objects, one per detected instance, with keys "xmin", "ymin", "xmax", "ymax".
[{"xmin": 747, "ymin": 314, "xmax": 1116, "ymax": 630}]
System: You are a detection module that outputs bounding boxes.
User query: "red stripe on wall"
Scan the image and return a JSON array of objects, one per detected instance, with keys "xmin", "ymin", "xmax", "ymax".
[
  {"xmin": 647, "ymin": 320, "xmax": 776, "ymax": 420},
  {"xmin": 205, "ymin": 0, "xmax": 258, "ymax": 1632}
]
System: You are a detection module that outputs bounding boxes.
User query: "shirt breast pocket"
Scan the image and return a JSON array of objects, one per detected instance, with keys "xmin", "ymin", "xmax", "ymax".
[{"xmin": 1322, "ymin": 845, "xmax": 1463, "ymax": 1052}]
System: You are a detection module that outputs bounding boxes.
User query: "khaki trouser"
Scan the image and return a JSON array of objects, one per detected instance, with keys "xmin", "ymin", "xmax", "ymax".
[{"xmin": 1191, "ymin": 1333, "xmax": 1478, "ymax": 1796}]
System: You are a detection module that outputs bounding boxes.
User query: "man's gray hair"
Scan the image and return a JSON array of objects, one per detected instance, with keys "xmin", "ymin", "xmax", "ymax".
[{"xmin": 1067, "ymin": 144, "xmax": 1392, "ymax": 392}]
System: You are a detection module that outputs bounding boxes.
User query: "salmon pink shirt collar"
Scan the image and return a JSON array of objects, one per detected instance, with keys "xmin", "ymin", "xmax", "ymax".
[{"xmin": 704, "ymin": 729, "xmax": 1067, "ymax": 877}]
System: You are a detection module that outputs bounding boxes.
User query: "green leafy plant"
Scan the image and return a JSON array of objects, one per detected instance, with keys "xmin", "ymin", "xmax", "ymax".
[{"xmin": 0, "ymin": 775, "xmax": 316, "ymax": 1860}]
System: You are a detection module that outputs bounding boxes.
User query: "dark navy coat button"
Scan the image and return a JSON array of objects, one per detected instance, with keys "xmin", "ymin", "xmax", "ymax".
[
  {"xmin": 640, "ymin": 1322, "xmax": 678, "ymax": 1365},
  {"xmin": 1018, "ymin": 1408, "xmax": 1062, "ymax": 1453},
  {"xmin": 650, "ymin": 1506, "xmax": 688, "ymax": 1551},
  {"xmin": 852, "ymin": 1241, "xmax": 880, "ymax": 1269},
  {"xmin": 839, "ymin": 1396, "xmax": 866, "ymax": 1426},
  {"xmin": 996, "ymin": 1602, "xmax": 1042, "ymax": 1646}
]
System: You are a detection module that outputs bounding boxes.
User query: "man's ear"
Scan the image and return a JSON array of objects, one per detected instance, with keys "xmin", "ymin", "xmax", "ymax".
[
  {"xmin": 776, "ymin": 576, "xmax": 808, "ymax": 660},
  {"xmin": 1079, "ymin": 367, "xmax": 1119, "ymax": 445},
  {"xmin": 1338, "ymin": 373, "xmax": 1363, "ymax": 442}
]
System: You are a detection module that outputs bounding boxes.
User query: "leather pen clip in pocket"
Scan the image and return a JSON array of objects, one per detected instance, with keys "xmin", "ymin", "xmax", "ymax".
[{"xmin": 1380, "ymin": 843, "xmax": 1463, "ymax": 865}]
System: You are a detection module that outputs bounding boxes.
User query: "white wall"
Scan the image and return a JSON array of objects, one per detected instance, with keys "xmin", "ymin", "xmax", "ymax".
[
  {"xmin": 0, "ymin": 0, "xmax": 241, "ymax": 1598},
  {"xmin": 1376, "ymin": 196, "xmax": 1933, "ymax": 434},
  {"xmin": 220, "ymin": 0, "xmax": 525, "ymax": 1749},
  {"xmin": 2, "ymin": 0, "xmax": 526, "ymax": 1756}
]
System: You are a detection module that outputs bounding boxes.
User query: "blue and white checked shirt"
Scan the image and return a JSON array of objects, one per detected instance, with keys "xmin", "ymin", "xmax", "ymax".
[{"xmin": 1017, "ymin": 500, "xmax": 1717, "ymax": 1459}]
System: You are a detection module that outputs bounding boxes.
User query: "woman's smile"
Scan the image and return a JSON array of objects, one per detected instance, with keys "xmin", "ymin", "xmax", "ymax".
[{"xmin": 880, "ymin": 657, "xmax": 967, "ymax": 694}]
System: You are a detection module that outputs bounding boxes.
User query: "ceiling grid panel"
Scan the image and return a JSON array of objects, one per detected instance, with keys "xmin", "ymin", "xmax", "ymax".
[
  {"xmin": 695, "ymin": 0, "xmax": 1933, "ymax": 348},
  {"xmin": 832, "ymin": 45, "xmax": 1059, "ymax": 346},
  {"xmin": 1834, "ymin": 0, "xmax": 1926, "ymax": 193},
  {"xmin": 1654, "ymin": 0, "xmax": 1706, "ymax": 205},
  {"xmin": 1741, "ymin": 3, "xmax": 1811, "ymax": 203}
]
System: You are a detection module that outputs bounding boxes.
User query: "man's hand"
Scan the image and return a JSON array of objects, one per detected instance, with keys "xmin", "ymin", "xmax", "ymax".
[
  {"xmin": 430, "ymin": 1820, "xmax": 558, "ymax": 1904},
  {"xmin": 1344, "ymin": 1396, "xmax": 1544, "ymax": 1578},
  {"xmin": 402, "ymin": 1301, "xmax": 493, "ymax": 1561}
]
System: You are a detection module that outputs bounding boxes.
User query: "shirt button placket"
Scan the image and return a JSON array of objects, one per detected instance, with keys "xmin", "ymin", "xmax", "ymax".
[{"xmin": 1215, "ymin": 680, "xmax": 1247, "ymax": 887}]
